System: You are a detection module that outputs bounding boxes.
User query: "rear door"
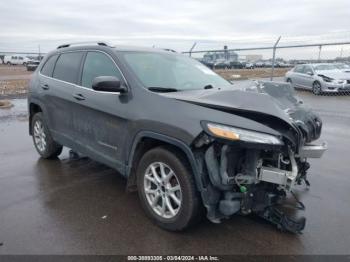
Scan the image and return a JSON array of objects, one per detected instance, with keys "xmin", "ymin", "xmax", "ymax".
[
  {"xmin": 70, "ymin": 51, "xmax": 129, "ymax": 171},
  {"xmin": 290, "ymin": 65, "xmax": 305, "ymax": 87},
  {"xmin": 41, "ymin": 51, "xmax": 85, "ymax": 148}
]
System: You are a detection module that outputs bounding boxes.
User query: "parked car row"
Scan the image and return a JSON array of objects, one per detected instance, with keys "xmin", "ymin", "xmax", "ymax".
[
  {"xmin": 1, "ymin": 55, "xmax": 41, "ymax": 71},
  {"xmin": 285, "ymin": 63, "xmax": 350, "ymax": 95},
  {"xmin": 3, "ymin": 55, "xmax": 31, "ymax": 65},
  {"xmin": 201, "ymin": 60, "xmax": 253, "ymax": 69},
  {"xmin": 200, "ymin": 60, "xmax": 293, "ymax": 70}
]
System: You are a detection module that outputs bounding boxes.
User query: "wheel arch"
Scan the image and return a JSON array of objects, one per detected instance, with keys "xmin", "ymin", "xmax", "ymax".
[
  {"xmin": 126, "ymin": 131, "xmax": 203, "ymax": 192},
  {"xmin": 28, "ymin": 101, "xmax": 44, "ymax": 135},
  {"xmin": 313, "ymin": 79, "xmax": 323, "ymax": 87}
]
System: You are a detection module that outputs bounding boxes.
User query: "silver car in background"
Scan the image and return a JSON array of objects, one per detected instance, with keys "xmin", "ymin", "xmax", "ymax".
[{"xmin": 285, "ymin": 63, "xmax": 350, "ymax": 95}]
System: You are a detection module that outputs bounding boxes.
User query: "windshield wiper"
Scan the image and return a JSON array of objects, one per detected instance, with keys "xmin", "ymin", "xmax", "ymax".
[{"xmin": 148, "ymin": 87, "xmax": 178, "ymax": 93}]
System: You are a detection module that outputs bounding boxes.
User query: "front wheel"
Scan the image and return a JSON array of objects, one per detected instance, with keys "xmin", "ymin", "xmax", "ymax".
[
  {"xmin": 31, "ymin": 112, "xmax": 63, "ymax": 158},
  {"xmin": 136, "ymin": 147, "xmax": 200, "ymax": 231},
  {"xmin": 312, "ymin": 81, "xmax": 322, "ymax": 95}
]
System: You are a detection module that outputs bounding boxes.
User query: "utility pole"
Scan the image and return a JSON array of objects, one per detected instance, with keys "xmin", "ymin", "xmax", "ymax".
[
  {"xmin": 188, "ymin": 42, "xmax": 197, "ymax": 57},
  {"xmin": 270, "ymin": 36, "xmax": 281, "ymax": 81},
  {"xmin": 318, "ymin": 45, "xmax": 322, "ymax": 61},
  {"xmin": 38, "ymin": 45, "xmax": 41, "ymax": 60},
  {"xmin": 340, "ymin": 46, "xmax": 343, "ymax": 58}
]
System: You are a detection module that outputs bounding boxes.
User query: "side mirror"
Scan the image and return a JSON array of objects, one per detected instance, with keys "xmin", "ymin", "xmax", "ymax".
[
  {"xmin": 92, "ymin": 76, "xmax": 127, "ymax": 93},
  {"xmin": 306, "ymin": 71, "xmax": 313, "ymax": 76}
]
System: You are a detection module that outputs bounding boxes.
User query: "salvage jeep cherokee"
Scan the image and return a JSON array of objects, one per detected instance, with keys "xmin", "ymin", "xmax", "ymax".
[{"xmin": 28, "ymin": 42, "xmax": 327, "ymax": 233}]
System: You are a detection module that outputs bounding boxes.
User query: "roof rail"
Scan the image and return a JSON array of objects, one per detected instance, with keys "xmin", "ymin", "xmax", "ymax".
[{"xmin": 57, "ymin": 41, "xmax": 110, "ymax": 49}]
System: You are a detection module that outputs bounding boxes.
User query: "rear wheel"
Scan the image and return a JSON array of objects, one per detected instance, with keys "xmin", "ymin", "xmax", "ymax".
[
  {"xmin": 136, "ymin": 146, "xmax": 200, "ymax": 231},
  {"xmin": 312, "ymin": 81, "xmax": 322, "ymax": 95},
  {"xmin": 31, "ymin": 112, "xmax": 63, "ymax": 158}
]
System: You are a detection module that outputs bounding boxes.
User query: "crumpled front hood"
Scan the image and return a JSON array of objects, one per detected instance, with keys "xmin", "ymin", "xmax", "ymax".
[
  {"xmin": 316, "ymin": 70, "xmax": 350, "ymax": 80},
  {"xmin": 162, "ymin": 81, "xmax": 301, "ymax": 124},
  {"xmin": 162, "ymin": 81, "xmax": 322, "ymax": 144}
]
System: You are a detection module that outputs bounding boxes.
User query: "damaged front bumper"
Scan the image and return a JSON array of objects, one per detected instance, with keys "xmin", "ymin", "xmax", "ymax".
[
  {"xmin": 298, "ymin": 142, "xmax": 327, "ymax": 158},
  {"xmin": 195, "ymin": 136, "xmax": 327, "ymax": 233},
  {"xmin": 260, "ymin": 142, "xmax": 327, "ymax": 191}
]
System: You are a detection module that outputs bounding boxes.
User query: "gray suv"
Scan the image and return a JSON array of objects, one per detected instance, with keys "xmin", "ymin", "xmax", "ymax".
[{"xmin": 28, "ymin": 42, "xmax": 327, "ymax": 233}]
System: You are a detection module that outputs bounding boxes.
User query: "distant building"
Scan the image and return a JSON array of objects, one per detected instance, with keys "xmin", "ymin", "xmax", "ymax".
[
  {"xmin": 203, "ymin": 46, "xmax": 238, "ymax": 62},
  {"xmin": 245, "ymin": 54, "xmax": 263, "ymax": 62}
]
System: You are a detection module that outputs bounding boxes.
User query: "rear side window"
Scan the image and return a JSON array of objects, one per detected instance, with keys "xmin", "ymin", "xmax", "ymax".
[
  {"xmin": 41, "ymin": 55, "xmax": 58, "ymax": 77},
  {"xmin": 294, "ymin": 65, "xmax": 304, "ymax": 73},
  {"xmin": 81, "ymin": 52, "xmax": 122, "ymax": 88},
  {"xmin": 53, "ymin": 52, "xmax": 84, "ymax": 84}
]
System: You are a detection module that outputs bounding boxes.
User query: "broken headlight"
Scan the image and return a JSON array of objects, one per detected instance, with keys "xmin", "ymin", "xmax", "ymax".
[{"xmin": 205, "ymin": 123, "xmax": 284, "ymax": 145}]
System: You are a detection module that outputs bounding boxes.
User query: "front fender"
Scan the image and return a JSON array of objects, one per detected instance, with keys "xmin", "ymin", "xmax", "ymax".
[{"xmin": 126, "ymin": 131, "xmax": 203, "ymax": 191}]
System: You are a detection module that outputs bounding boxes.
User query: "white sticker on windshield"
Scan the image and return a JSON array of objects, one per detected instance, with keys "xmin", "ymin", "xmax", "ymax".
[{"xmin": 195, "ymin": 64, "xmax": 216, "ymax": 75}]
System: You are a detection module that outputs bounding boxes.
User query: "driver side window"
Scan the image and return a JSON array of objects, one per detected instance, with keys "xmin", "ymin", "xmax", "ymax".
[
  {"xmin": 81, "ymin": 52, "xmax": 122, "ymax": 88},
  {"xmin": 302, "ymin": 66, "xmax": 313, "ymax": 75}
]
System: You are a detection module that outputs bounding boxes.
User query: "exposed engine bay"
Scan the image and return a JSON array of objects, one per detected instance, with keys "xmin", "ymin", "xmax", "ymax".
[{"xmin": 184, "ymin": 81, "xmax": 328, "ymax": 233}]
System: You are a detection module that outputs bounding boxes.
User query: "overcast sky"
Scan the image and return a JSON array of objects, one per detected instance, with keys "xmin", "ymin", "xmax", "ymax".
[{"xmin": 1, "ymin": 0, "xmax": 350, "ymax": 59}]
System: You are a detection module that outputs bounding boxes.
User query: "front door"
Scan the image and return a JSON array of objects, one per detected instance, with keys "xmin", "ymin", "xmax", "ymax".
[
  {"xmin": 299, "ymin": 65, "xmax": 315, "ymax": 89},
  {"xmin": 70, "ymin": 51, "xmax": 129, "ymax": 173}
]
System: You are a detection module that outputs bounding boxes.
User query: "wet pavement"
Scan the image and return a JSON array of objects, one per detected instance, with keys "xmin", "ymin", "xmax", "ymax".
[{"xmin": 0, "ymin": 92, "xmax": 350, "ymax": 255}]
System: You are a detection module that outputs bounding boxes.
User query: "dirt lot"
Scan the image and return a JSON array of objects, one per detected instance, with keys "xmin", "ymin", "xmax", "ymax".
[
  {"xmin": 0, "ymin": 64, "xmax": 32, "ymax": 76},
  {"xmin": 0, "ymin": 65, "xmax": 31, "ymax": 96},
  {"xmin": 0, "ymin": 80, "xmax": 29, "ymax": 96},
  {"xmin": 215, "ymin": 67, "xmax": 290, "ymax": 80},
  {"xmin": 0, "ymin": 65, "xmax": 289, "ymax": 97}
]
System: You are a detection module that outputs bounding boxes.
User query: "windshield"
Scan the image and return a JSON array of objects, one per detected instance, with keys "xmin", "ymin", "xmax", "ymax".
[
  {"xmin": 121, "ymin": 51, "xmax": 231, "ymax": 91},
  {"xmin": 334, "ymin": 63, "xmax": 350, "ymax": 69},
  {"xmin": 312, "ymin": 64, "xmax": 338, "ymax": 71}
]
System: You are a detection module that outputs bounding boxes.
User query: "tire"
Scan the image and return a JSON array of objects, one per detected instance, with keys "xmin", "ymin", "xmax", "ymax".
[
  {"xmin": 7, "ymin": 61, "xmax": 11, "ymax": 65},
  {"xmin": 312, "ymin": 81, "xmax": 322, "ymax": 95},
  {"xmin": 286, "ymin": 78, "xmax": 293, "ymax": 87},
  {"xmin": 23, "ymin": 62, "xmax": 27, "ymax": 66},
  {"xmin": 31, "ymin": 112, "xmax": 63, "ymax": 158},
  {"xmin": 136, "ymin": 146, "xmax": 200, "ymax": 231}
]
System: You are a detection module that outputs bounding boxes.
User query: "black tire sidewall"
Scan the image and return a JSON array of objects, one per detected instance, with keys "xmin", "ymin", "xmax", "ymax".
[
  {"xmin": 136, "ymin": 147, "xmax": 199, "ymax": 231},
  {"xmin": 313, "ymin": 81, "xmax": 322, "ymax": 95},
  {"xmin": 31, "ymin": 112, "xmax": 62, "ymax": 158}
]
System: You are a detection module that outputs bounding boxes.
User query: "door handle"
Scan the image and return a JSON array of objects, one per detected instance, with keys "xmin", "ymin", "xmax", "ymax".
[
  {"xmin": 73, "ymin": 93, "xmax": 86, "ymax": 101},
  {"xmin": 41, "ymin": 84, "xmax": 49, "ymax": 90}
]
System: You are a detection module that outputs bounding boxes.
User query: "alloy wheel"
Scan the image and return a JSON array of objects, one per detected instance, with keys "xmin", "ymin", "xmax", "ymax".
[
  {"xmin": 143, "ymin": 162, "xmax": 182, "ymax": 219},
  {"xmin": 313, "ymin": 82, "xmax": 322, "ymax": 95},
  {"xmin": 33, "ymin": 120, "xmax": 47, "ymax": 152}
]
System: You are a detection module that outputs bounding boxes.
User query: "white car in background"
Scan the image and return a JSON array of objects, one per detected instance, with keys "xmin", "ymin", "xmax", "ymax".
[
  {"xmin": 285, "ymin": 63, "xmax": 350, "ymax": 95},
  {"xmin": 3, "ymin": 55, "xmax": 30, "ymax": 65}
]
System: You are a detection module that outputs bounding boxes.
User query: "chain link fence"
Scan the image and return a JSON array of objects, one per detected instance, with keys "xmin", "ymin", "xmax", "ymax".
[{"xmin": 182, "ymin": 40, "xmax": 350, "ymax": 97}]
